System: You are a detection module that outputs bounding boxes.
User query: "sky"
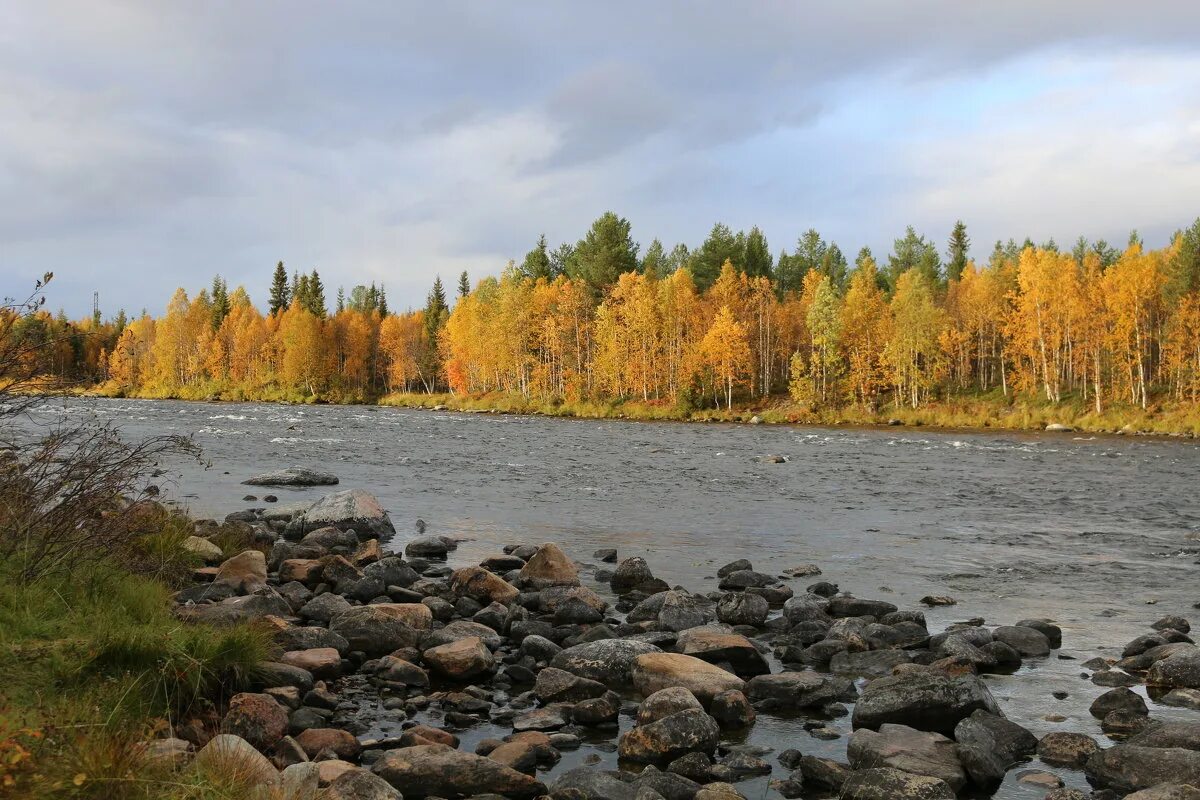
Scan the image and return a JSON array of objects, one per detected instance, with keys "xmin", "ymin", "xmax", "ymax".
[{"xmin": 3, "ymin": 1, "xmax": 1200, "ymax": 318}]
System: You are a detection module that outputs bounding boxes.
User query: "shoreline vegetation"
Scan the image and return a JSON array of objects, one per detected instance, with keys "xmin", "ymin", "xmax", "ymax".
[{"xmin": 9, "ymin": 216, "xmax": 1200, "ymax": 441}]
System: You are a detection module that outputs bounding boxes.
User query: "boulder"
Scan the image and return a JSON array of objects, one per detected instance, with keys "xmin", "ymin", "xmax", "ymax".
[
  {"xmin": 830, "ymin": 649, "xmax": 912, "ymax": 678},
  {"xmin": 715, "ymin": 593, "xmax": 769, "ymax": 626},
  {"xmin": 782, "ymin": 594, "xmax": 831, "ymax": 624},
  {"xmin": 1126, "ymin": 721, "xmax": 1200, "ymax": 750},
  {"xmin": 675, "ymin": 628, "xmax": 769, "ymax": 676},
  {"xmin": 450, "ymin": 566, "xmax": 519, "ymax": 605},
  {"xmin": 612, "ymin": 557, "xmax": 657, "ymax": 593},
  {"xmin": 280, "ymin": 648, "xmax": 342, "ymax": 681},
  {"xmin": 295, "ymin": 727, "xmax": 361, "ymax": 761},
  {"xmin": 1125, "ymin": 786, "xmax": 1200, "ymax": 800},
  {"xmin": 1090, "ymin": 687, "xmax": 1148, "ymax": 719},
  {"xmin": 535, "ymin": 667, "xmax": 607, "ymax": 703},
  {"xmin": 1148, "ymin": 648, "xmax": 1200, "ymax": 689},
  {"xmin": 299, "ymin": 592, "xmax": 353, "ymax": 623},
  {"xmin": 851, "ymin": 670, "xmax": 1001, "ymax": 734},
  {"xmin": 220, "ymin": 692, "xmax": 288, "ymax": 750},
  {"xmin": 658, "ymin": 591, "xmax": 709, "ymax": 632},
  {"xmin": 716, "ymin": 570, "xmax": 776, "ymax": 591},
  {"xmin": 632, "ymin": 653, "xmax": 745, "ymax": 703},
  {"xmin": 325, "ymin": 768, "xmax": 402, "ymax": 800},
  {"xmin": 423, "ymin": 636, "xmax": 495, "ymax": 680},
  {"xmin": 638, "ymin": 687, "xmax": 705, "ymax": 726},
  {"xmin": 519, "ymin": 543, "xmax": 579, "ymax": 588},
  {"xmin": 193, "ymin": 734, "xmax": 278, "ymax": 786},
  {"xmin": 1037, "ymin": 732, "xmax": 1099, "ymax": 767},
  {"xmin": 405, "ymin": 536, "xmax": 451, "ymax": 558},
  {"xmin": 329, "ymin": 605, "xmax": 426, "ymax": 657},
  {"xmin": 838, "ymin": 767, "xmax": 954, "ymax": 800},
  {"xmin": 710, "ymin": 690, "xmax": 755, "ymax": 728},
  {"xmin": 214, "ymin": 550, "xmax": 268, "ymax": 593},
  {"xmin": 243, "ymin": 467, "xmax": 339, "ymax": 487},
  {"xmin": 1085, "ymin": 744, "xmax": 1200, "ymax": 792},
  {"xmin": 952, "ymin": 709, "xmax": 1036, "ymax": 785},
  {"xmin": 991, "ymin": 625, "xmax": 1051, "ymax": 657},
  {"xmin": 551, "ymin": 638, "xmax": 663, "ymax": 684},
  {"xmin": 744, "ymin": 671, "xmax": 840, "ymax": 710},
  {"xmin": 573, "ymin": 691, "xmax": 622, "ymax": 726},
  {"xmin": 181, "ymin": 590, "xmax": 292, "ymax": 625},
  {"xmin": 372, "ymin": 743, "xmax": 546, "ymax": 798},
  {"xmin": 618, "ymin": 708, "xmax": 721, "ymax": 763},
  {"xmin": 551, "ymin": 768, "xmax": 637, "ymax": 800},
  {"xmin": 422, "ymin": 619, "xmax": 503, "ymax": 651},
  {"xmin": 828, "ymin": 596, "xmax": 898, "ymax": 619},
  {"xmin": 183, "ymin": 535, "xmax": 224, "ymax": 564},
  {"xmin": 848, "ymin": 724, "xmax": 966, "ymax": 792},
  {"xmin": 375, "ymin": 656, "xmax": 429, "ymax": 688},
  {"xmin": 275, "ymin": 626, "xmax": 349, "ymax": 656},
  {"xmin": 288, "ymin": 489, "xmax": 395, "ymax": 540}
]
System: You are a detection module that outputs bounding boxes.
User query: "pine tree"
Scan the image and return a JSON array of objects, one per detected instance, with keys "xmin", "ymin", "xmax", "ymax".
[
  {"xmin": 641, "ymin": 239, "xmax": 667, "ymax": 277},
  {"xmin": 946, "ymin": 220, "xmax": 970, "ymax": 282},
  {"xmin": 307, "ymin": 269, "xmax": 327, "ymax": 317},
  {"xmin": 210, "ymin": 275, "xmax": 231, "ymax": 330},
  {"xmin": 268, "ymin": 261, "xmax": 290, "ymax": 315},
  {"xmin": 520, "ymin": 234, "xmax": 553, "ymax": 280},
  {"xmin": 336, "ymin": 287, "xmax": 345, "ymax": 313},
  {"xmin": 690, "ymin": 223, "xmax": 740, "ymax": 291},
  {"xmin": 421, "ymin": 277, "xmax": 449, "ymax": 390},
  {"xmin": 458, "ymin": 271, "xmax": 471, "ymax": 299},
  {"xmin": 378, "ymin": 283, "xmax": 388, "ymax": 316},
  {"xmin": 742, "ymin": 226, "xmax": 773, "ymax": 279},
  {"xmin": 571, "ymin": 212, "xmax": 639, "ymax": 295}
]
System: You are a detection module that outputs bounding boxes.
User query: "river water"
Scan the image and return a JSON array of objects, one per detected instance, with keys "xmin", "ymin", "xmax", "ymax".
[{"xmin": 24, "ymin": 397, "xmax": 1200, "ymax": 797}]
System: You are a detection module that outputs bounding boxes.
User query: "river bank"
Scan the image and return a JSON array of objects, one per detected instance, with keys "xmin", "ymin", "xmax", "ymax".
[
  {"xmin": 74, "ymin": 383, "xmax": 1200, "ymax": 437},
  {"xmin": 60, "ymin": 484, "xmax": 1200, "ymax": 799}
]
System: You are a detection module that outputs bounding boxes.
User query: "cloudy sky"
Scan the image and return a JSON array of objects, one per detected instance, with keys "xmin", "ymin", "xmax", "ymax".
[{"xmin": 4, "ymin": 2, "xmax": 1200, "ymax": 317}]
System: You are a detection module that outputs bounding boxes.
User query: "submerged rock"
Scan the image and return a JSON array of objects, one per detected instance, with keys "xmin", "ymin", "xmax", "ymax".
[
  {"xmin": 286, "ymin": 489, "xmax": 395, "ymax": 540},
  {"xmin": 243, "ymin": 467, "xmax": 339, "ymax": 486},
  {"xmin": 372, "ymin": 744, "xmax": 546, "ymax": 798},
  {"xmin": 618, "ymin": 708, "xmax": 721, "ymax": 763},
  {"xmin": 851, "ymin": 670, "xmax": 1000, "ymax": 735}
]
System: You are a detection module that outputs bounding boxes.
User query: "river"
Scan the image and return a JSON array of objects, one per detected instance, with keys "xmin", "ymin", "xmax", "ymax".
[{"xmin": 24, "ymin": 396, "xmax": 1200, "ymax": 797}]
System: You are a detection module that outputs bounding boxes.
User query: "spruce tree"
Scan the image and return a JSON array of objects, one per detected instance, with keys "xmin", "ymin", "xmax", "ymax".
[
  {"xmin": 457, "ymin": 271, "xmax": 470, "ymax": 299},
  {"xmin": 520, "ymin": 234, "xmax": 553, "ymax": 280},
  {"xmin": 570, "ymin": 211, "xmax": 639, "ymax": 295},
  {"xmin": 307, "ymin": 269, "xmax": 327, "ymax": 317},
  {"xmin": 210, "ymin": 275, "xmax": 231, "ymax": 330},
  {"xmin": 742, "ymin": 226, "xmax": 773, "ymax": 279},
  {"xmin": 421, "ymin": 277, "xmax": 449, "ymax": 391},
  {"xmin": 268, "ymin": 261, "xmax": 290, "ymax": 315},
  {"xmin": 946, "ymin": 220, "xmax": 970, "ymax": 282},
  {"xmin": 378, "ymin": 283, "xmax": 388, "ymax": 316},
  {"xmin": 336, "ymin": 286, "xmax": 345, "ymax": 313}
]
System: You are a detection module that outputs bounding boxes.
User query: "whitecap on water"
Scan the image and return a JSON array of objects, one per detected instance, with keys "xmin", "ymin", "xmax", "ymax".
[{"xmin": 269, "ymin": 436, "xmax": 343, "ymax": 444}]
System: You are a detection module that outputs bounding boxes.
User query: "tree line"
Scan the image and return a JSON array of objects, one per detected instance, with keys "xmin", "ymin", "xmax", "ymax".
[{"xmin": 6, "ymin": 214, "xmax": 1200, "ymax": 412}]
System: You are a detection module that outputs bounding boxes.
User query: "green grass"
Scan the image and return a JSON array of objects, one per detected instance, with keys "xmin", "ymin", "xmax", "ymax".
[{"xmin": 0, "ymin": 557, "xmax": 272, "ymax": 798}]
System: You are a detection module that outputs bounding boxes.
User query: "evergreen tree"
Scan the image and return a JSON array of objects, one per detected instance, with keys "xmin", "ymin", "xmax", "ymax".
[
  {"xmin": 689, "ymin": 223, "xmax": 740, "ymax": 291},
  {"xmin": 268, "ymin": 261, "xmax": 290, "ymax": 315},
  {"xmin": 820, "ymin": 242, "xmax": 849, "ymax": 291},
  {"xmin": 114, "ymin": 309, "xmax": 127, "ymax": 333},
  {"xmin": 378, "ymin": 283, "xmax": 388, "ymax": 316},
  {"xmin": 777, "ymin": 229, "xmax": 826, "ymax": 293},
  {"xmin": 641, "ymin": 239, "xmax": 667, "ymax": 277},
  {"xmin": 210, "ymin": 275, "xmax": 231, "ymax": 330},
  {"xmin": 457, "ymin": 271, "xmax": 471, "ymax": 299},
  {"xmin": 293, "ymin": 273, "xmax": 310, "ymax": 312},
  {"xmin": 1092, "ymin": 239, "xmax": 1118, "ymax": 268},
  {"xmin": 887, "ymin": 226, "xmax": 942, "ymax": 289},
  {"xmin": 336, "ymin": 286, "xmax": 345, "ymax": 313},
  {"xmin": 421, "ymin": 277, "xmax": 450, "ymax": 389},
  {"xmin": 549, "ymin": 243, "xmax": 576, "ymax": 278},
  {"xmin": 946, "ymin": 220, "xmax": 970, "ymax": 282},
  {"xmin": 1072, "ymin": 236, "xmax": 1090, "ymax": 267},
  {"xmin": 569, "ymin": 212, "xmax": 639, "ymax": 295},
  {"xmin": 664, "ymin": 243, "xmax": 690, "ymax": 275},
  {"xmin": 1169, "ymin": 218, "xmax": 1200, "ymax": 297},
  {"xmin": 742, "ymin": 226, "xmax": 773, "ymax": 279},
  {"xmin": 306, "ymin": 269, "xmax": 327, "ymax": 317},
  {"xmin": 520, "ymin": 234, "xmax": 553, "ymax": 280}
]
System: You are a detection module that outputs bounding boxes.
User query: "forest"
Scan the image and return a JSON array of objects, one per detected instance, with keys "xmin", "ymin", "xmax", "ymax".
[{"xmin": 7, "ymin": 214, "xmax": 1200, "ymax": 427}]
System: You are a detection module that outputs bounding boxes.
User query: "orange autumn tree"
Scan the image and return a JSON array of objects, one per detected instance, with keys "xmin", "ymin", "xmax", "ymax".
[{"xmin": 699, "ymin": 304, "xmax": 752, "ymax": 409}]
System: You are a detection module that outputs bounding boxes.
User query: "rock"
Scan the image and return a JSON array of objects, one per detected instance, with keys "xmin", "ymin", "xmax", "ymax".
[
  {"xmin": 295, "ymin": 727, "xmax": 361, "ymax": 761},
  {"xmin": 745, "ymin": 671, "xmax": 839, "ymax": 710},
  {"xmin": 1125, "ymin": 786, "xmax": 1200, "ymax": 800},
  {"xmin": 278, "ymin": 761, "xmax": 320, "ymax": 798},
  {"xmin": 551, "ymin": 767, "xmax": 636, "ymax": 800},
  {"xmin": 329, "ymin": 605, "xmax": 428, "ymax": 657},
  {"xmin": 1161, "ymin": 688, "xmax": 1200, "ymax": 710},
  {"xmin": 920, "ymin": 596, "xmax": 956, "ymax": 607},
  {"xmin": 1037, "ymin": 731, "xmax": 1100, "ymax": 767},
  {"xmin": 782, "ymin": 594, "xmax": 831, "ymax": 624},
  {"xmin": 1090, "ymin": 687, "xmax": 1148, "ymax": 719},
  {"xmin": 828, "ymin": 595, "xmax": 898, "ymax": 618},
  {"xmin": 519, "ymin": 543, "xmax": 579, "ymax": 589},
  {"xmin": 638, "ymin": 687, "xmax": 704, "ymax": 725},
  {"xmin": 375, "ymin": 655, "xmax": 429, "ymax": 688},
  {"xmin": 851, "ymin": 670, "xmax": 1000, "ymax": 735},
  {"xmin": 1045, "ymin": 423, "xmax": 1074, "ymax": 432},
  {"xmin": 372, "ymin": 743, "xmax": 545, "ymax": 798},
  {"xmin": 1148, "ymin": 647, "xmax": 1200, "ymax": 689},
  {"xmin": 535, "ymin": 667, "xmax": 607, "ymax": 703},
  {"xmin": 716, "ymin": 570, "xmax": 776, "ymax": 591},
  {"xmin": 830, "ymin": 649, "xmax": 912, "ymax": 678},
  {"xmin": 220, "ymin": 692, "xmax": 288, "ymax": 750},
  {"xmin": 1104, "ymin": 709, "xmax": 1151, "ymax": 737},
  {"xmin": 675, "ymin": 628, "xmax": 769, "ymax": 676},
  {"xmin": 513, "ymin": 706, "xmax": 569, "ymax": 732},
  {"xmin": 193, "ymin": 734, "xmax": 278, "ymax": 786},
  {"xmin": 288, "ymin": 489, "xmax": 395, "ymax": 540},
  {"xmin": 318, "ymin": 761, "xmax": 357, "ymax": 784},
  {"xmin": 612, "ymin": 557, "xmax": 657, "ymax": 594},
  {"xmin": 632, "ymin": 653, "xmax": 745, "ymax": 703},
  {"xmin": 1153, "ymin": 615, "xmax": 1192, "ymax": 634},
  {"xmin": 299, "ymin": 592, "xmax": 353, "ymax": 623},
  {"xmin": 1126, "ymin": 721, "xmax": 1200, "ymax": 750},
  {"xmin": 1015, "ymin": 618, "xmax": 1063, "ymax": 648},
  {"xmin": 551, "ymin": 638, "xmax": 663, "ymax": 684},
  {"xmin": 450, "ymin": 566, "xmax": 519, "ymax": 605},
  {"xmin": 952, "ymin": 709, "xmax": 1036, "ymax": 785},
  {"xmin": 1085, "ymin": 744, "xmax": 1200, "ymax": 792},
  {"xmin": 573, "ymin": 691, "xmax": 622, "ymax": 726},
  {"xmin": 992, "ymin": 625, "xmax": 1051, "ymax": 657},
  {"xmin": 183, "ymin": 535, "xmax": 224, "ymax": 564},
  {"xmin": 276, "ymin": 626, "xmax": 350, "ymax": 656},
  {"xmin": 838, "ymin": 767, "xmax": 954, "ymax": 800},
  {"xmin": 280, "ymin": 648, "xmax": 342, "ymax": 681},
  {"xmin": 618, "ymin": 708, "xmax": 720, "ymax": 763},
  {"xmin": 422, "ymin": 619, "xmax": 503, "ymax": 651},
  {"xmin": 255, "ymin": 661, "xmax": 315, "ymax": 694},
  {"xmin": 280, "ymin": 559, "xmax": 326, "ymax": 585},
  {"xmin": 244, "ymin": 467, "xmax": 339, "ymax": 487},
  {"xmin": 423, "ymin": 636, "xmax": 495, "ymax": 680},
  {"xmin": 710, "ymin": 690, "xmax": 755, "ymax": 728},
  {"xmin": 658, "ymin": 591, "xmax": 709, "ymax": 632},
  {"xmin": 715, "ymin": 593, "xmax": 768, "ymax": 626},
  {"xmin": 594, "ymin": 548, "xmax": 618, "ymax": 563},
  {"xmin": 214, "ymin": 550, "xmax": 268, "ymax": 593},
  {"xmin": 848, "ymin": 724, "xmax": 966, "ymax": 792},
  {"xmin": 406, "ymin": 536, "xmax": 451, "ymax": 558},
  {"xmin": 325, "ymin": 768, "xmax": 403, "ymax": 800}
]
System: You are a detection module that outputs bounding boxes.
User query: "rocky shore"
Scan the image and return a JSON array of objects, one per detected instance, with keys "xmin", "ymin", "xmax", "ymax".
[{"xmin": 166, "ymin": 487, "xmax": 1200, "ymax": 800}]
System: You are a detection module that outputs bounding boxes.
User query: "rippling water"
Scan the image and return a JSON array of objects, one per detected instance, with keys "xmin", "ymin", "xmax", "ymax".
[{"xmin": 22, "ymin": 397, "xmax": 1200, "ymax": 797}]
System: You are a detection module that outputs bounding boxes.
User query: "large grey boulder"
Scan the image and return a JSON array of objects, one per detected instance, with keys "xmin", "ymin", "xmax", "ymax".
[
  {"xmin": 243, "ymin": 467, "xmax": 339, "ymax": 487},
  {"xmin": 617, "ymin": 708, "xmax": 720, "ymax": 763},
  {"xmin": 1148, "ymin": 647, "xmax": 1200, "ymax": 689},
  {"xmin": 953, "ymin": 709, "xmax": 1036, "ymax": 785},
  {"xmin": 286, "ymin": 489, "xmax": 394, "ymax": 540},
  {"xmin": 329, "ymin": 605, "xmax": 426, "ymax": 656},
  {"xmin": 839, "ymin": 767, "xmax": 954, "ymax": 800},
  {"xmin": 550, "ymin": 768, "xmax": 636, "ymax": 800},
  {"xmin": 848, "ymin": 724, "xmax": 966, "ymax": 792},
  {"xmin": 550, "ymin": 638, "xmax": 663, "ymax": 684},
  {"xmin": 851, "ymin": 670, "xmax": 1001, "ymax": 735},
  {"xmin": 372, "ymin": 744, "xmax": 546, "ymax": 798},
  {"xmin": 179, "ymin": 589, "xmax": 291, "ymax": 625},
  {"xmin": 745, "ymin": 671, "xmax": 842, "ymax": 710},
  {"xmin": 1085, "ymin": 745, "xmax": 1200, "ymax": 792}
]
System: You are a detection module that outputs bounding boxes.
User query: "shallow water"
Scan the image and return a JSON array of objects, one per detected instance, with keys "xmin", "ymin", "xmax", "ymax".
[{"xmin": 23, "ymin": 397, "xmax": 1200, "ymax": 796}]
